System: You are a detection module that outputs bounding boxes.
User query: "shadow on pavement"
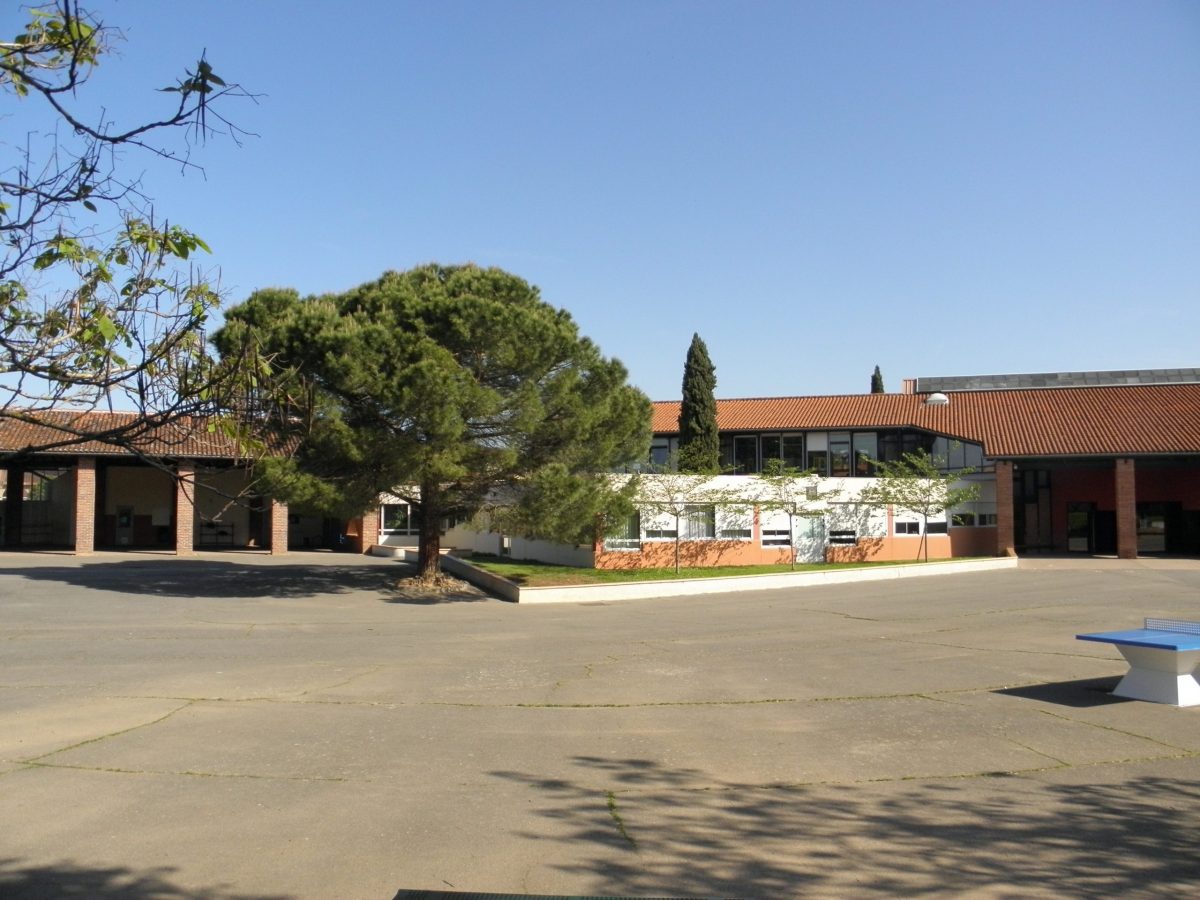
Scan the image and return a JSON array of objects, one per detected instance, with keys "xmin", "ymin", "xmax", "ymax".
[
  {"xmin": 0, "ymin": 858, "xmax": 291, "ymax": 900},
  {"xmin": 488, "ymin": 757, "xmax": 1200, "ymax": 898},
  {"xmin": 0, "ymin": 560, "xmax": 407, "ymax": 600},
  {"xmin": 996, "ymin": 677, "xmax": 1128, "ymax": 708},
  {"xmin": 0, "ymin": 559, "xmax": 500, "ymax": 604}
]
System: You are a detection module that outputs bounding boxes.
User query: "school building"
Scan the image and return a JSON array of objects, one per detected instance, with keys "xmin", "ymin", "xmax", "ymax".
[{"xmin": 3, "ymin": 369, "xmax": 1199, "ymax": 564}]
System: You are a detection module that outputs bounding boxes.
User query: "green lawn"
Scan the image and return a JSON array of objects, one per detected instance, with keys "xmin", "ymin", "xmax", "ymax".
[{"xmin": 463, "ymin": 554, "xmax": 965, "ymax": 586}]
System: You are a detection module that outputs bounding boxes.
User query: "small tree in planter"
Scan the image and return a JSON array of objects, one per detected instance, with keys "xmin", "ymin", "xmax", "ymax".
[
  {"xmin": 754, "ymin": 459, "xmax": 838, "ymax": 569},
  {"xmin": 858, "ymin": 450, "xmax": 979, "ymax": 561},
  {"xmin": 635, "ymin": 465, "xmax": 740, "ymax": 575}
]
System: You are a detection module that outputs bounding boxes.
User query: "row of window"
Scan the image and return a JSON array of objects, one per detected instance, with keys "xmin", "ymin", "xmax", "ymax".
[
  {"xmin": 649, "ymin": 430, "xmax": 987, "ymax": 477},
  {"xmin": 605, "ymin": 502, "xmax": 998, "ymax": 550}
]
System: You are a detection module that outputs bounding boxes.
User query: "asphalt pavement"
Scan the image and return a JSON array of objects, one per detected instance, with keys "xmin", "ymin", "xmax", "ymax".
[{"xmin": 1, "ymin": 551, "xmax": 1198, "ymax": 898}]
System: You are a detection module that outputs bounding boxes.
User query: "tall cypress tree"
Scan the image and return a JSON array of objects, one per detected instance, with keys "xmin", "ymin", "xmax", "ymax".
[
  {"xmin": 871, "ymin": 365, "xmax": 885, "ymax": 394},
  {"xmin": 677, "ymin": 333, "xmax": 720, "ymax": 473}
]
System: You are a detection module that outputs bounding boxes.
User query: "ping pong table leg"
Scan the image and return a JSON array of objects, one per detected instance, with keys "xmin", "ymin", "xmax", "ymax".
[{"xmin": 1112, "ymin": 646, "xmax": 1200, "ymax": 706}]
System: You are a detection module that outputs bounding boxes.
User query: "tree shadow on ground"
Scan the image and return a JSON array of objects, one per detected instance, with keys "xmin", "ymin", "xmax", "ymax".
[
  {"xmin": 489, "ymin": 756, "xmax": 1200, "ymax": 898},
  {"xmin": 0, "ymin": 858, "xmax": 291, "ymax": 900},
  {"xmin": 0, "ymin": 559, "xmax": 501, "ymax": 603},
  {"xmin": 0, "ymin": 560, "xmax": 408, "ymax": 600}
]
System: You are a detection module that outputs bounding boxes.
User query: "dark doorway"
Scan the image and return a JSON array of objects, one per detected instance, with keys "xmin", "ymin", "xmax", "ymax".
[
  {"xmin": 1137, "ymin": 502, "xmax": 1183, "ymax": 554},
  {"xmin": 1094, "ymin": 510, "xmax": 1117, "ymax": 555},
  {"xmin": 1066, "ymin": 502, "xmax": 1095, "ymax": 553}
]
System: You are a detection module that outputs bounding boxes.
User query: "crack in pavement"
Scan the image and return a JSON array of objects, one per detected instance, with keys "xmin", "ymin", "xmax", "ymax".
[
  {"xmin": 24, "ymin": 701, "xmax": 194, "ymax": 764},
  {"xmin": 17, "ymin": 759, "xmax": 349, "ymax": 782}
]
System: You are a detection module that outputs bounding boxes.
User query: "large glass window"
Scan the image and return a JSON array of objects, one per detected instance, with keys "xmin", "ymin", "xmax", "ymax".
[
  {"xmin": 829, "ymin": 432, "xmax": 851, "ymax": 477},
  {"xmin": 760, "ymin": 435, "xmax": 781, "ymax": 465},
  {"xmin": 759, "ymin": 434, "xmax": 804, "ymax": 471},
  {"xmin": 931, "ymin": 437, "xmax": 985, "ymax": 471},
  {"xmin": 853, "ymin": 432, "xmax": 877, "ymax": 477},
  {"xmin": 806, "ymin": 432, "xmax": 828, "ymax": 475},
  {"xmin": 878, "ymin": 431, "xmax": 900, "ymax": 464},
  {"xmin": 718, "ymin": 434, "xmax": 734, "ymax": 470},
  {"xmin": 781, "ymin": 435, "xmax": 804, "ymax": 469},
  {"xmin": 382, "ymin": 503, "xmax": 421, "ymax": 535},
  {"xmin": 732, "ymin": 436, "xmax": 757, "ymax": 474}
]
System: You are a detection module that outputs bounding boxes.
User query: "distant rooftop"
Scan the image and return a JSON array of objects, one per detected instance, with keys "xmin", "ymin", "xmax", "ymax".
[{"xmin": 907, "ymin": 369, "xmax": 1200, "ymax": 394}]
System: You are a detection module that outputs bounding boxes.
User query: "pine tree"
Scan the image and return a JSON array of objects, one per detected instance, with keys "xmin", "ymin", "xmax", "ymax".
[
  {"xmin": 215, "ymin": 265, "xmax": 651, "ymax": 579},
  {"xmin": 871, "ymin": 365, "xmax": 885, "ymax": 393},
  {"xmin": 677, "ymin": 334, "xmax": 720, "ymax": 474}
]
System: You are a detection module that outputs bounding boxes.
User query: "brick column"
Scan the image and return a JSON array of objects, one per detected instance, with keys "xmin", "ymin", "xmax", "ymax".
[
  {"xmin": 1115, "ymin": 458, "xmax": 1138, "ymax": 559},
  {"xmin": 4, "ymin": 465, "xmax": 24, "ymax": 547},
  {"xmin": 176, "ymin": 463, "xmax": 196, "ymax": 556},
  {"xmin": 269, "ymin": 498, "xmax": 289, "ymax": 555},
  {"xmin": 74, "ymin": 457, "xmax": 96, "ymax": 555},
  {"xmin": 359, "ymin": 506, "xmax": 380, "ymax": 554},
  {"xmin": 995, "ymin": 460, "xmax": 1016, "ymax": 557}
]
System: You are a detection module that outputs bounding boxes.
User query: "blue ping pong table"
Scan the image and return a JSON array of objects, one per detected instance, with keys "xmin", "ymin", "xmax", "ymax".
[{"xmin": 1077, "ymin": 617, "xmax": 1200, "ymax": 707}]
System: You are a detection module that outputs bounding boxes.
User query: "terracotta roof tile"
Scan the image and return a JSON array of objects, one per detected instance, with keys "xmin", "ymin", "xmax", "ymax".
[
  {"xmin": 653, "ymin": 384, "xmax": 1200, "ymax": 458},
  {"xmin": 0, "ymin": 410, "xmax": 264, "ymax": 459}
]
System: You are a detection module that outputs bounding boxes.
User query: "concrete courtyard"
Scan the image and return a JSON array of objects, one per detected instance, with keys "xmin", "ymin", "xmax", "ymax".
[{"xmin": 1, "ymin": 552, "xmax": 1198, "ymax": 898}]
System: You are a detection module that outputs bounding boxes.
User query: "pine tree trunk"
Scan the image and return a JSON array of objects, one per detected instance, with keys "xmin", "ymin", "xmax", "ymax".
[{"xmin": 417, "ymin": 492, "xmax": 442, "ymax": 580}]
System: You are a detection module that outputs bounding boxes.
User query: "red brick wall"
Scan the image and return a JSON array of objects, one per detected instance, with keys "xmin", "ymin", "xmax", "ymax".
[
  {"xmin": 269, "ymin": 498, "xmax": 289, "ymax": 555},
  {"xmin": 1115, "ymin": 458, "xmax": 1137, "ymax": 559},
  {"xmin": 1136, "ymin": 466, "xmax": 1200, "ymax": 507},
  {"xmin": 176, "ymin": 464, "xmax": 195, "ymax": 556},
  {"xmin": 359, "ymin": 507, "xmax": 380, "ymax": 554},
  {"xmin": 74, "ymin": 457, "xmax": 96, "ymax": 555},
  {"xmin": 995, "ymin": 461, "xmax": 1016, "ymax": 556}
]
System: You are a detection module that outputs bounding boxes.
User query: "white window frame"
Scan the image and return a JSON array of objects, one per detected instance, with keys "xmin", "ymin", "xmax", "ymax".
[
  {"xmin": 603, "ymin": 512, "xmax": 642, "ymax": 552},
  {"xmin": 381, "ymin": 502, "xmax": 420, "ymax": 536}
]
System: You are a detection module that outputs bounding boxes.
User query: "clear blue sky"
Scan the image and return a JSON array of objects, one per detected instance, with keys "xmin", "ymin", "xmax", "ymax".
[{"xmin": 12, "ymin": 1, "xmax": 1199, "ymax": 400}]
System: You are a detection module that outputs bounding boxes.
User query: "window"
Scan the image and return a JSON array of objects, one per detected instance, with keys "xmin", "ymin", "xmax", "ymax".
[
  {"xmin": 733, "ymin": 436, "xmax": 757, "ymax": 474},
  {"xmin": 644, "ymin": 506, "xmax": 716, "ymax": 540},
  {"xmin": 931, "ymin": 438, "xmax": 984, "ymax": 471},
  {"xmin": 807, "ymin": 450, "xmax": 828, "ymax": 476},
  {"xmin": 381, "ymin": 503, "xmax": 420, "ymax": 535},
  {"xmin": 895, "ymin": 521, "xmax": 920, "ymax": 535},
  {"xmin": 829, "ymin": 433, "xmax": 851, "ymax": 477},
  {"xmin": 829, "ymin": 529, "xmax": 857, "ymax": 545},
  {"xmin": 762, "ymin": 529, "xmax": 791, "ymax": 546},
  {"xmin": 878, "ymin": 431, "xmax": 900, "ymax": 464},
  {"xmin": 926, "ymin": 521, "xmax": 947, "ymax": 534},
  {"xmin": 604, "ymin": 512, "xmax": 641, "ymax": 551},
  {"xmin": 682, "ymin": 505, "xmax": 716, "ymax": 539},
  {"xmin": 951, "ymin": 501, "xmax": 998, "ymax": 527},
  {"xmin": 759, "ymin": 434, "xmax": 804, "ymax": 470},
  {"xmin": 650, "ymin": 438, "xmax": 673, "ymax": 469},
  {"xmin": 760, "ymin": 435, "xmax": 781, "ymax": 465},
  {"xmin": 720, "ymin": 528, "xmax": 752, "ymax": 540},
  {"xmin": 806, "ymin": 432, "xmax": 828, "ymax": 475},
  {"xmin": 22, "ymin": 469, "xmax": 67, "ymax": 502},
  {"xmin": 853, "ymin": 432, "xmax": 877, "ymax": 477}
]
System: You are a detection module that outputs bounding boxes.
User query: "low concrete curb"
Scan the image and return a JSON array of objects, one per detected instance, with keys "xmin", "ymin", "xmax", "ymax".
[{"xmin": 368, "ymin": 546, "xmax": 1018, "ymax": 604}]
